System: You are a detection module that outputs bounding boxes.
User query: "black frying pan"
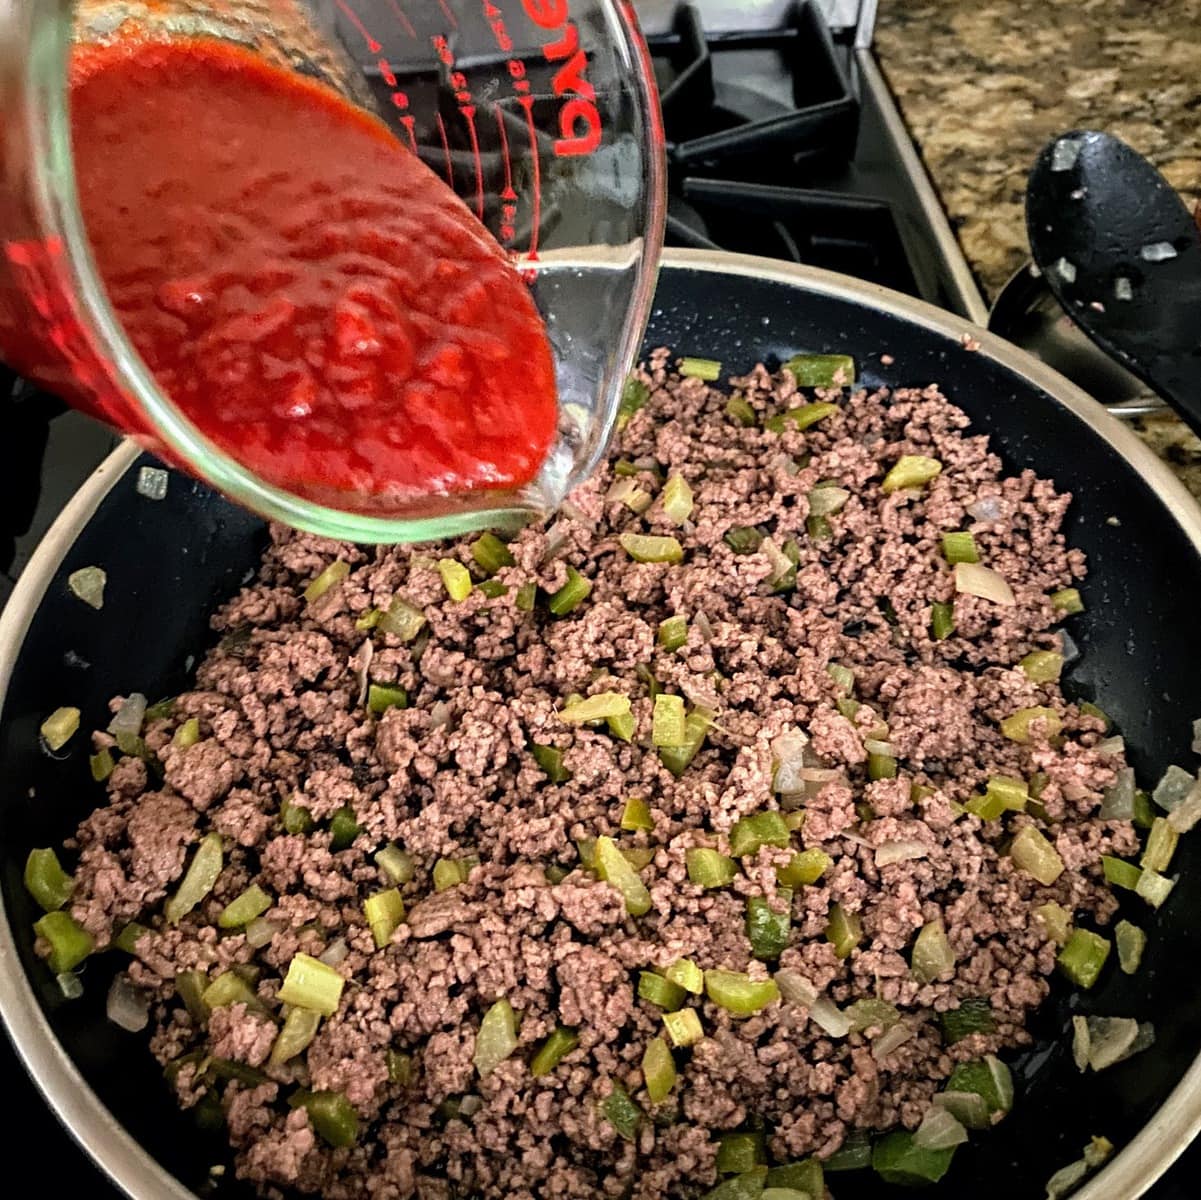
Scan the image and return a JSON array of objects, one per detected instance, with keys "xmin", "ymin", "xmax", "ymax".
[{"xmin": 2, "ymin": 250, "xmax": 1201, "ymax": 1200}]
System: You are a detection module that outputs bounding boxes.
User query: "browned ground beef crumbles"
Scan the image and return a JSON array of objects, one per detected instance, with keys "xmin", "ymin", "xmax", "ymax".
[{"xmin": 48, "ymin": 352, "xmax": 1139, "ymax": 1199}]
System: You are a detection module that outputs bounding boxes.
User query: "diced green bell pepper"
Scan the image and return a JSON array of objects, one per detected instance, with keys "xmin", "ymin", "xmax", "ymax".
[
  {"xmin": 746, "ymin": 891, "xmax": 792, "ymax": 960},
  {"xmin": 530, "ymin": 1026, "xmax": 579, "ymax": 1076},
  {"xmin": 602, "ymin": 1082, "xmax": 642, "ymax": 1140},
  {"xmin": 473, "ymin": 997, "xmax": 519, "ymax": 1077},
  {"xmin": 24, "ymin": 848, "xmax": 74, "ymax": 912},
  {"xmin": 871, "ymin": 1131, "xmax": 956, "ymax": 1185},
  {"xmin": 34, "ymin": 910, "xmax": 93, "ymax": 974},
  {"xmin": 729, "ymin": 811, "xmax": 791, "ymax": 857},
  {"xmin": 641, "ymin": 1036, "xmax": 677, "ymax": 1103},
  {"xmin": 595, "ymin": 836, "xmax": 652, "ymax": 916},
  {"xmin": 1057, "ymin": 928, "xmax": 1110, "ymax": 989},
  {"xmin": 638, "ymin": 971, "xmax": 687, "ymax": 1011},
  {"xmin": 717, "ymin": 1131, "xmax": 767, "ymax": 1174},
  {"xmin": 686, "ymin": 847, "xmax": 739, "ymax": 889},
  {"xmin": 704, "ymin": 970, "xmax": 779, "ymax": 1016},
  {"xmin": 777, "ymin": 848, "xmax": 830, "ymax": 887},
  {"xmin": 218, "ymin": 885, "xmax": 273, "ymax": 930}
]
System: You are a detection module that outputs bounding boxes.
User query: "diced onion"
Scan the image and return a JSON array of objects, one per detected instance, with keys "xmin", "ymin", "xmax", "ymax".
[
  {"xmin": 57, "ymin": 972, "xmax": 84, "ymax": 1000},
  {"xmin": 1167, "ymin": 779, "xmax": 1201, "ymax": 833},
  {"xmin": 808, "ymin": 486, "xmax": 851, "ymax": 518},
  {"xmin": 1096, "ymin": 736, "xmax": 1125, "ymax": 757},
  {"xmin": 771, "ymin": 730, "xmax": 811, "ymax": 796},
  {"xmin": 1192, "ymin": 718, "xmax": 1201, "ymax": 755},
  {"xmin": 761, "ymin": 538, "xmax": 796, "ymax": 589},
  {"xmin": 774, "ymin": 969, "xmax": 819, "ymax": 1008},
  {"xmin": 808, "ymin": 995, "xmax": 852, "ymax": 1038},
  {"xmin": 542, "ymin": 521, "xmax": 570, "ymax": 561},
  {"xmin": 318, "ymin": 937, "xmax": 350, "ymax": 968},
  {"xmin": 799, "ymin": 766, "xmax": 843, "ymax": 782},
  {"xmin": 352, "ymin": 639, "xmax": 373, "ymax": 710},
  {"xmin": 1047, "ymin": 1160, "xmax": 1090, "ymax": 1200},
  {"xmin": 245, "ymin": 917, "xmax": 283, "ymax": 948},
  {"xmin": 784, "ymin": 766, "xmax": 845, "ymax": 803},
  {"xmin": 68, "ymin": 566, "xmax": 107, "ymax": 610},
  {"xmin": 875, "ymin": 840, "xmax": 928, "ymax": 867},
  {"xmin": 1153, "ymin": 764, "xmax": 1194, "ymax": 811},
  {"xmin": 954, "ymin": 562, "xmax": 1015, "ymax": 606},
  {"xmin": 136, "ymin": 466, "xmax": 169, "ymax": 500},
  {"xmin": 694, "ymin": 610, "xmax": 715, "ymax": 643},
  {"xmin": 914, "ymin": 1105, "xmax": 968, "ymax": 1151},
  {"xmin": 966, "ymin": 495, "xmax": 1004, "ymax": 522},
  {"xmin": 1059, "ymin": 630, "xmax": 1080, "ymax": 664},
  {"xmin": 1099, "ymin": 767, "xmax": 1135, "ymax": 820},
  {"xmin": 107, "ymin": 973, "xmax": 150, "ymax": 1033},
  {"xmin": 429, "ymin": 701, "xmax": 453, "ymax": 731},
  {"xmin": 1140, "ymin": 241, "xmax": 1178, "ymax": 262},
  {"xmin": 1083, "ymin": 1016, "xmax": 1140, "ymax": 1071},
  {"xmin": 871, "ymin": 1021, "xmax": 914, "ymax": 1060},
  {"xmin": 776, "ymin": 970, "xmax": 851, "ymax": 1038},
  {"xmin": 108, "ymin": 693, "xmax": 148, "ymax": 739},
  {"xmin": 1071, "ymin": 1015, "xmax": 1091, "ymax": 1071},
  {"xmin": 605, "ymin": 478, "xmax": 652, "ymax": 514},
  {"xmin": 863, "ymin": 738, "xmax": 894, "ymax": 757}
]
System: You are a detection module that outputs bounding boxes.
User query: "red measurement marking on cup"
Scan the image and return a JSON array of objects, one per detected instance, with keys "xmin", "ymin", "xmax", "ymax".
[
  {"xmin": 519, "ymin": 94, "xmax": 541, "ymax": 261},
  {"xmin": 432, "ymin": 36, "xmax": 485, "ymax": 220},
  {"xmin": 375, "ymin": 55, "xmax": 418, "ymax": 151},
  {"xmin": 398, "ymin": 112, "xmax": 417, "ymax": 151},
  {"xmin": 436, "ymin": 0, "xmax": 460, "ymax": 29},
  {"xmin": 479, "ymin": 0, "xmax": 539, "ymax": 261},
  {"xmin": 482, "ymin": 0, "xmax": 514, "ymax": 50},
  {"xmin": 385, "ymin": 0, "xmax": 417, "ymax": 39},
  {"xmin": 460, "ymin": 106, "xmax": 485, "ymax": 220},
  {"xmin": 335, "ymin": 0, "xmax": 382, "ymax": 52},
  {"xmin": 494, "ymin": 106, "xmax": 519, "ymax": 247},
  {"xmin": 435, "ymin": 112, "xmax": 454, "ymax": 187}
]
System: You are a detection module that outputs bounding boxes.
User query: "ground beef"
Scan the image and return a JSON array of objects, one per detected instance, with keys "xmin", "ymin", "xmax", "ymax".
[{"xmin": 51, "ymin": 354, "xmax": 1135, "ymax": 1199}]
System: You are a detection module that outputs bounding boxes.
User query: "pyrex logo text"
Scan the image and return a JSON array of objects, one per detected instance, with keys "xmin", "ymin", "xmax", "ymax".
[{"xmin": 520, "ymin": 0, "xmax": 602, "ymax": 158}]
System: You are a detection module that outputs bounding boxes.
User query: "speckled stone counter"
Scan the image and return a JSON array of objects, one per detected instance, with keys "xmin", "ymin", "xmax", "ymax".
[{"xmin": 875, "ymin": 0, "xmax": 1201, "ymax": 497}]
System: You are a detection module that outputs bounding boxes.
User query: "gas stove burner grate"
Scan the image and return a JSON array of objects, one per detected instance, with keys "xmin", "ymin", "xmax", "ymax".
[
  {"xmin": 650, "ymin": 0, "xmax": 858, "ymax": 169},
  {"xmin": 650, "ymin": 1, "xmax": 920, "ymax": 297},
  {"xmin": 675, "ymin": 177, "xmax": 920, "ymax": 295}
]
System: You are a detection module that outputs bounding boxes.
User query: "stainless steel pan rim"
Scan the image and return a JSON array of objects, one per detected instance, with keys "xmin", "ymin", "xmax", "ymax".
[{"xmin": 2, "ymin": 247, "xmax": 1199, "ymax": 1200}]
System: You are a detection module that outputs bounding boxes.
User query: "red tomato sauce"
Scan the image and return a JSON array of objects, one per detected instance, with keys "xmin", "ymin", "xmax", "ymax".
[{"xmin": 69, "ymin": 37, "xmax": 558, "ymax": 512}]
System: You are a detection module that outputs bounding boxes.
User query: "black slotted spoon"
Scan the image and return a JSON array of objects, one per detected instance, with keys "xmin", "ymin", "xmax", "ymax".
[{"xmin": 1027, "ymin": 129, "xmax": 1201, "ymax": 433}]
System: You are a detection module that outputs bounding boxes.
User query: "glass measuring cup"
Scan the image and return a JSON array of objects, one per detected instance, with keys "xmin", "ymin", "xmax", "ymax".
[{"xmin": 0, "ymin": 0, "xmax": 665, "ymax": 542}]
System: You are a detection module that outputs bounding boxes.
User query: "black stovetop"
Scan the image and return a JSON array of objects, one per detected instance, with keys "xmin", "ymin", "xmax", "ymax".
[{"xmin": 2, "ymin": 1, "xmax": 1199, "ymax": 1195}]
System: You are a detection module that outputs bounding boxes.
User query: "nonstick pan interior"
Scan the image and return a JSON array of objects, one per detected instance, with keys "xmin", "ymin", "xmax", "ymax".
[{"xmin": 2, "ymin": 250, "xmax": 1200, "ymax": 1200}]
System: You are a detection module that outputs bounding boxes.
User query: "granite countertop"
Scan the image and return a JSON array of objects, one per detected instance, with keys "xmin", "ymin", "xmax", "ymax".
[{"xmin": 874, "ymin": 0, "xmax": 1201, "ymax": 497}]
